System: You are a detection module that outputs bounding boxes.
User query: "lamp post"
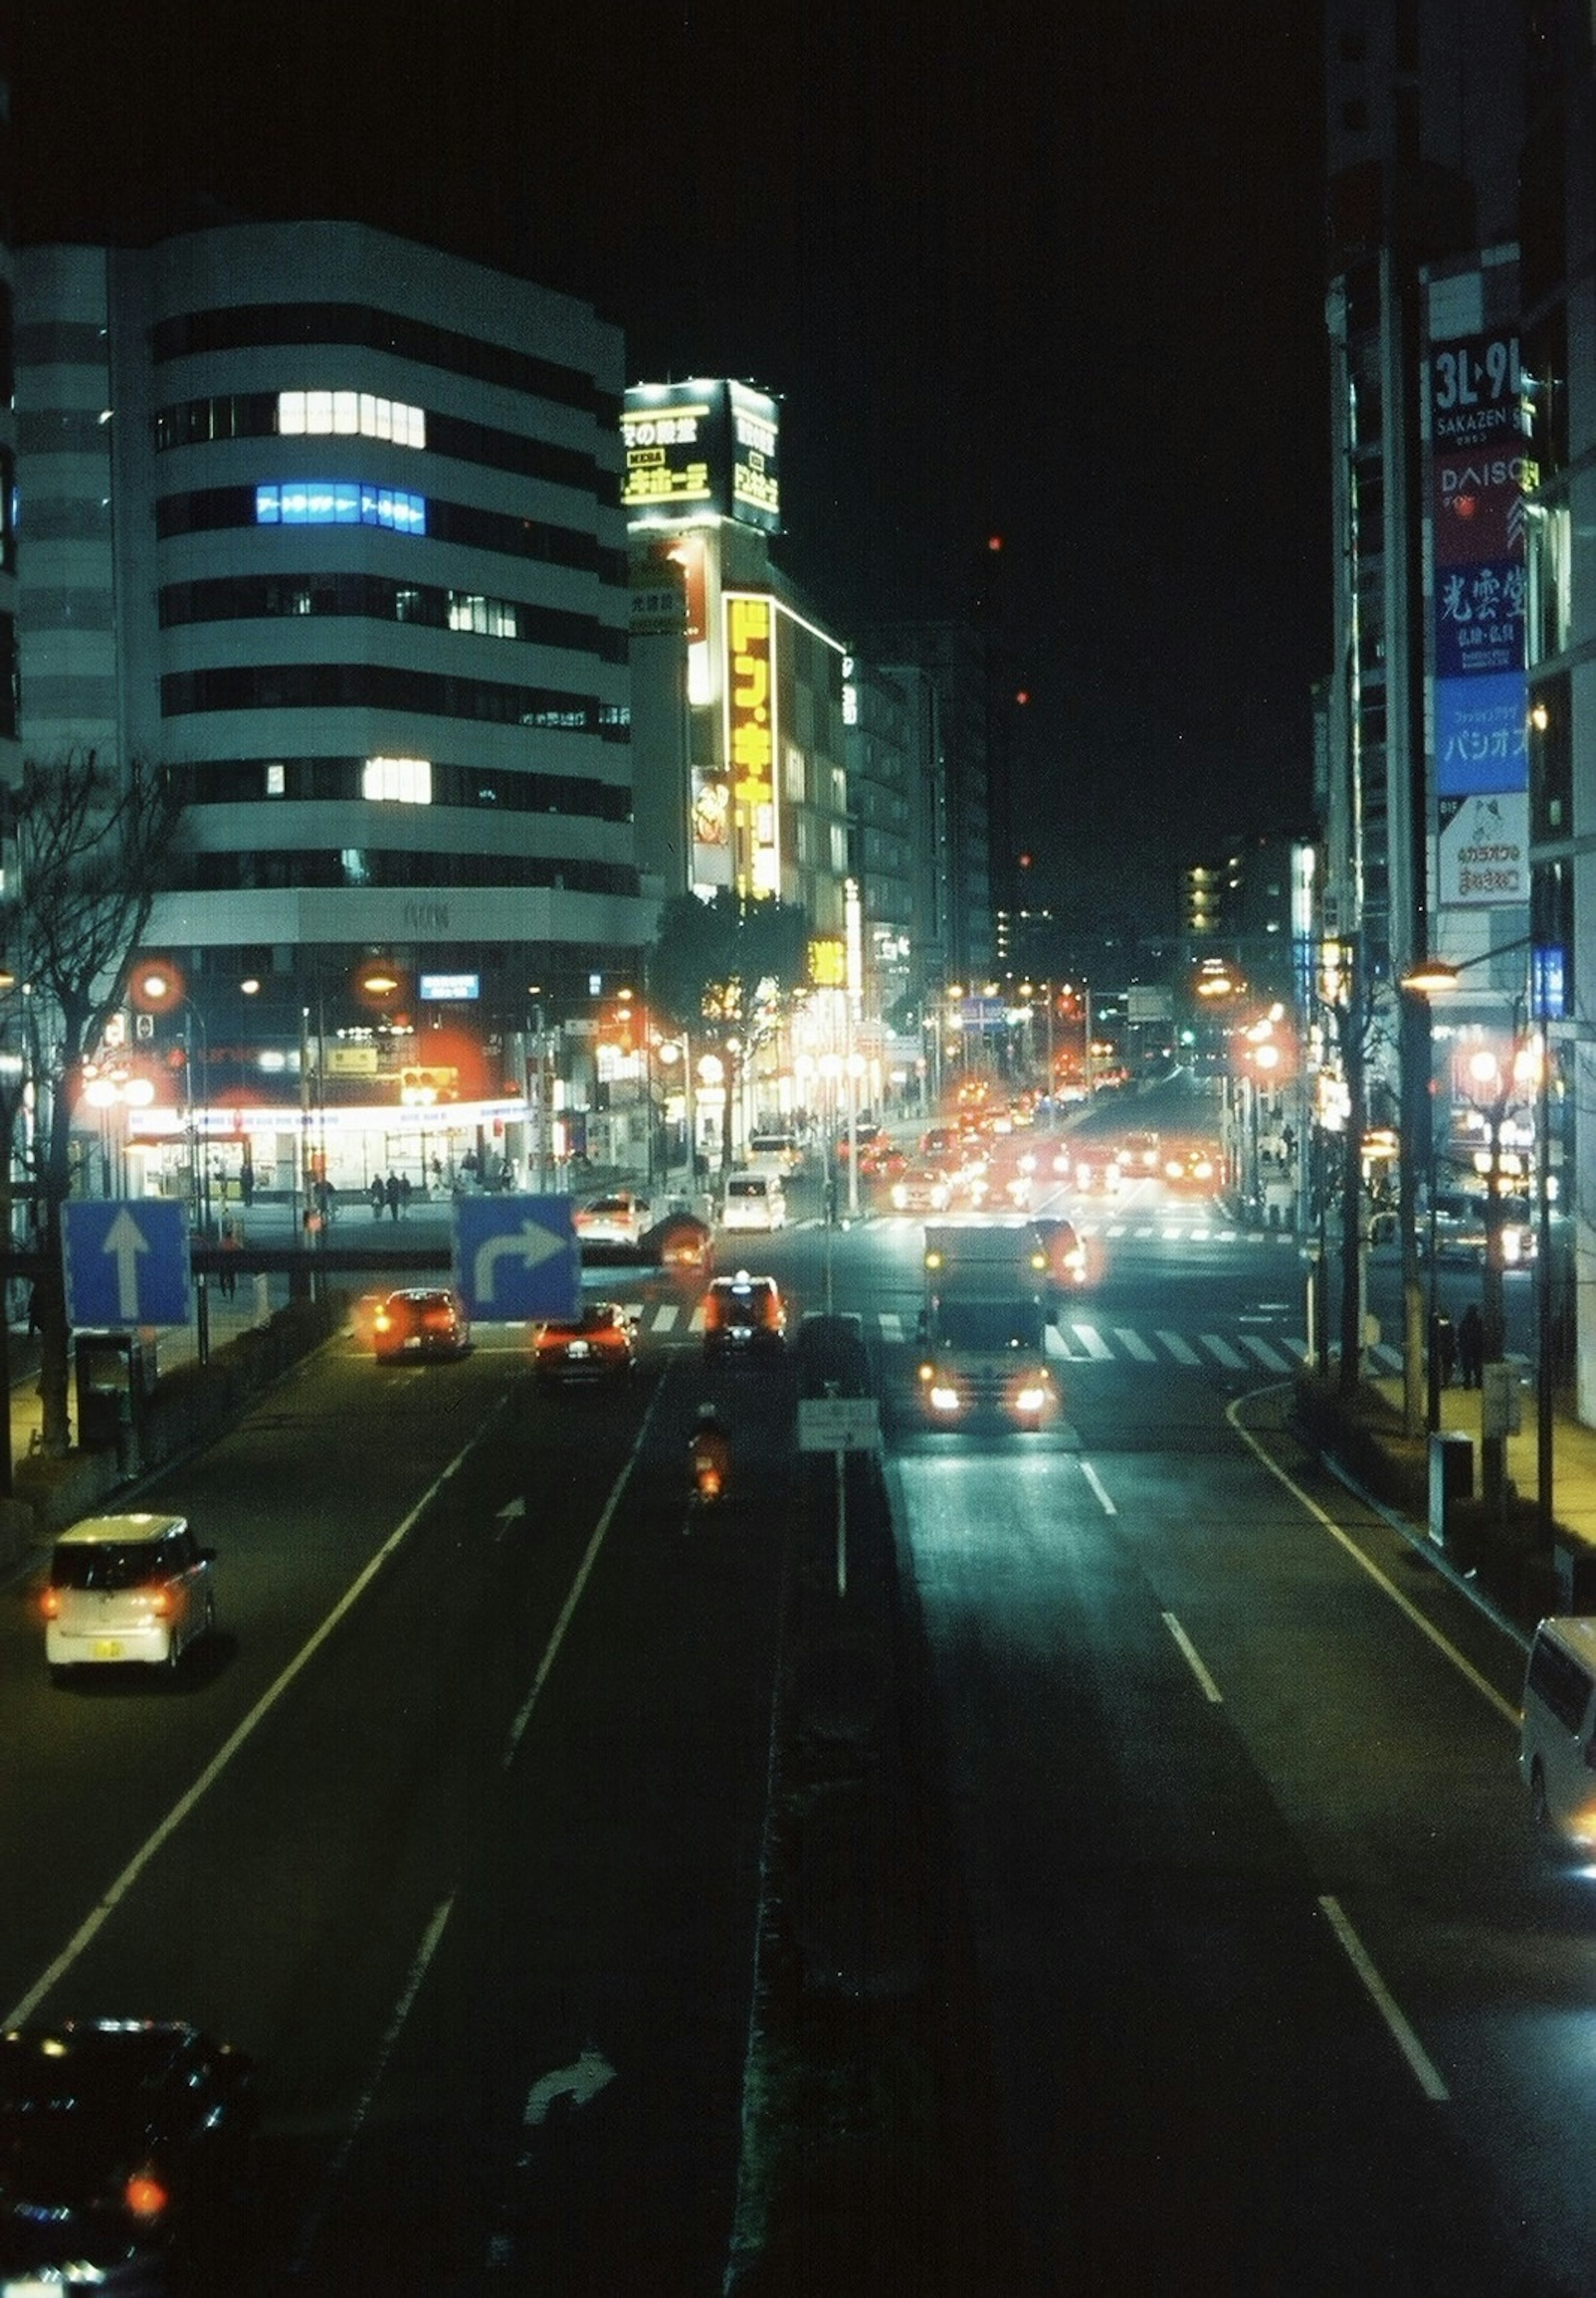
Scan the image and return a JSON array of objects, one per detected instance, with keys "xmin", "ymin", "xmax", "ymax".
[
  {"xmin": 1404, "ymin": 937, "xmax": 1557, "ymax": 1537},
  {"xmin": 133, "ymin": 965, "xmax": 215, "ymax": 1358}
]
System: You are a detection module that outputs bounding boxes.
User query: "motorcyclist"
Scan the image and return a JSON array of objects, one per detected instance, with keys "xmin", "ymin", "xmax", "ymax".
[{"xmin": 689, "ymin": 1400, "xmax": 732, "ymax": 1502}]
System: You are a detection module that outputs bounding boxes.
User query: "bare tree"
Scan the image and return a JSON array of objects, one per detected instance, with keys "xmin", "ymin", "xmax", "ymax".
[{"xmin": 3, "ymin": 751, "xmax": 183, "ymax": 1453}]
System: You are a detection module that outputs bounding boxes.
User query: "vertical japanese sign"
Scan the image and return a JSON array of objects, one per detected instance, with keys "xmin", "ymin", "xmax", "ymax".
[
  {"xmin": 726, "ymin": 593, "xmax": 780, "ymax": 896},
  {"xmin": 1429, "ymin": 330, "xmax": 1533, "ymax": 906}
]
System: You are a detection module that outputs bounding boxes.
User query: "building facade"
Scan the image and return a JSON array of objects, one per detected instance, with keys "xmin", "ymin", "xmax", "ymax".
[{"xmin": 14, "ymin": 219, "xmax": 644, "ymax": 1190}]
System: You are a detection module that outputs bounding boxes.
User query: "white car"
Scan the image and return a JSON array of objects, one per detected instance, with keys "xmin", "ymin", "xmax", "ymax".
[
  {"xmin": 42, "ymin": 1512, "xmax": 217, "ymax": 1677},
  {"xmin": 573, "ymin": 1190, "xmax": 653, "ymax": 1247}
]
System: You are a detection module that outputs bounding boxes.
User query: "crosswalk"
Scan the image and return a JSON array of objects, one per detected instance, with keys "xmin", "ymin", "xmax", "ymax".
[
  {"xmin": 871, "ymin": 1215, "xmax": 1299, "ymax": 1248},
  {"xmin": 623, "ymin": 1294, "xmax": 1401, "ymax": 1377}
]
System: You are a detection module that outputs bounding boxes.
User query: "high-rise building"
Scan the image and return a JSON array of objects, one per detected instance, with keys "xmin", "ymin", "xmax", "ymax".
[
  {"xmin": 13, "ymin": 219, "xmax": 643, "ymax": 1185},
  {"xmin": 861, "ymin": 620, "xmax": 993, "ymax": 985},
  {"xmin": 1521, "ymin": 0, "xmax": 1596, "ymax": 1415}
]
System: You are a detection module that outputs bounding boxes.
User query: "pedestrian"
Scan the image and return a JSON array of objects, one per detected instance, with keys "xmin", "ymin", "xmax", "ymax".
[
  {"xmin": 385, "ymin": 1172, "xmax": 401, "ymax": 1222},
  {"xmin": 1433, "ymin": 1312, "xmax": 1456, "ymax": 1389},
  {"xmin": 399, "ymin": 1173, "xmax": 413, "ymax": 1217},
  {"xmin": 240, "ymin": 1153, "xmax": 255, "ymax": 1209},
  {"xmin": 27, "ymin": 1281, "xmax": 42, "ymax": 1338},
  {"xmin": 370, "ymin": 1175, "xmax": 385, "ymax": 1220},
  {"xmin": 1458, "ymin": 1303, "xmax": 1485, "ymax": 1389},
  {"xmin": 218, "ymin": 1222, "xmax": 240, "ymax": 1299}
]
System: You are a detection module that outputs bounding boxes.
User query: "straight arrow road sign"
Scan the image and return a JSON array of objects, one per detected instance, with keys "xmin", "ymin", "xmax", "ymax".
[{"xmin": 62, "ymin": 1200, "xmax": 191, "ymax": 1328}]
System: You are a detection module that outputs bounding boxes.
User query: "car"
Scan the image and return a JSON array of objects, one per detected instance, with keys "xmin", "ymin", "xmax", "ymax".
[
  {"xmin": 702, "ymin": 1271, "xmax": 787, "ymax": 1356},
  {"xmin": 1070, "ymin": 1145, "xmax": 1123, "ymax": 1195},
  {"xmin": 1115, "ymin": 1129, "xmax": 1162, "ymax": 1174},
  {"xmin": 834, "ymin": 1121, "xmax": 882, "ymax": 1165},
  {"xmin": 857, "ymin": 1138, "xmax": 907, "ymax": 1182},
  {"xmin": 42, "ymin": 1513, "xmax": 217, "ymax": 1677},
  {"xmin": 372, "ymin": 1287, "xmax": 470, "ymax": 1361},
  {"xmin": 573, "ymin": 1190, "xmax": 654, "ymax": 1248},
  {"xmin": 746, "ymin": 1131, "xmax": 803, "ymax": 1174},
  {"xmin": 0, "ymin": 2019, "xmax": 257, "ymax": 2291},
  {"xmin": 534, "ymin": 1300, "xmax": 639, "ymax": 1387},
  {"xmin": 646, "ymin": 1207, "xmax": 715, "ymax": 1273},
  {"xmin": 348, "ymin": 1291, "xmax": 389, "ymax": 1345},
  {"xmin": 891, "ymin": 1166, "xmax": 951, "ymax": 1213},
  {"xmin": 722, "ymin": 1170, "xmax": 788, "ymax": 1230},
  {"xmin": 1027, "ymin": 1215, "xmax": 1089, "ymax": 1291},
  {"xmin": 1162, "ymin": 1140, "xmax": 1219, "ymax": 1193}
]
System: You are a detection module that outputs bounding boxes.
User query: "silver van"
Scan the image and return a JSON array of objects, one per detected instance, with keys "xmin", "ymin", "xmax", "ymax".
[
  {"xmin": 722, "ymin": 1170, "xmax": 787, "ymax": 1232},
  {"xmin": 1520, "ymin": 1616, "xmax": 1596, "ymax": 1846}
]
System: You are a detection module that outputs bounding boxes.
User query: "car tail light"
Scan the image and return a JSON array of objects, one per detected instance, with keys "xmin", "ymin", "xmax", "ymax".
[
  {"xmin": 39, "ymin": 1587, "xmax": 59, "ymax": 1620},
  {"xmin": 148, "ymin": 1587, "xmax": 173, "ymax": 1618},
  {"xmin": 124, "ymin": 2165, "xmax": 170, "ymax": 2222}
]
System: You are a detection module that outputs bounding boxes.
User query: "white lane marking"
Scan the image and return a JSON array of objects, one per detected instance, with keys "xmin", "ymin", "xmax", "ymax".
[
  {"xmin": 1115, "ymin": 1328, "xmax": 1158, "ymax": 1362},
  {"xmin": 1318, "ymin": 1895, "xmax": 1449, "ymax": 2102},
  {"xmin": 1199, "ymin": 1332, "xmax": 1246, "ymax": 1369},
  {"xmin": 652, "ymin": 1303, "xmax": 678, "ymax": 1333},
  {"xmin": 1070, "ymin": 1322, "xmax": 1114, "ymax": 1361},
  {"xmin": 1283, "ymin": 1337, "xmax": 1308, "ymax": 1361},
  {"xmin": 502, "ymin": 1382, "xmax": 666, "ymax": 1767},
  {"xmin": 1162, "ymin": 1612, "xmax": 1222, "ymax": 1702},
  {"xmin": 1240, "ymin": 1335, "xmax": 1292, "ymax": 1374},
  {"xmin": 1189, "ymin": 1227, "xmax": 1212, "ymax": 1241},
  {"xmin": 1158, "ymin": 1330, "xmax": 1202, "ymax": 1365},
  {"xmin": 4, "ymin": 1408, "xmax": 502, "ymax": 2030},
  {"xmin": 1043, "ymin": 1325, "xmax": 1074, "ymax": 1359},
  {"xmin": 879, "ymin": 1311, "xmax": 905, "ymax": 1343},
  {"xmin": 523, "ymin": 2045, "xmax": 616, "ymax": 2128},
  {"xmin": 688, "ymin": 1300, "xmax": 708, "ymax": 1332},
  {"xmin": 1135, "ymin": 1225, "xmax": 1155, "ymax": 1238},
  {"xmin": 291, "ymin": 1894, "xmax": 457, "ymax": 2272},
  {"xmin": 1106, "ymin": 1224, "xmax": 1128, "ymax": 1238},
  {"xmin": 1225, "ymin": 1398, "xmax": 1520, "ymax": 1727},
  {"xmin": 1080, "ymin": 1460, "xmax": 1117, "ymax": 1516}
]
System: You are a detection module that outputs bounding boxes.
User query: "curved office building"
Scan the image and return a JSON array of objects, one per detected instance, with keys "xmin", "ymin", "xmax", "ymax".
[{"xmin": 15, "ymin": 219, "xmax": 641, "ymax": 1188}]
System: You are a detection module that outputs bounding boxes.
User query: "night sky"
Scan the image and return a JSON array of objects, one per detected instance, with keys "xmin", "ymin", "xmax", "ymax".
[{"xmin": 15, "ymin": 0, "xmax": 1329, "ymax": 936}]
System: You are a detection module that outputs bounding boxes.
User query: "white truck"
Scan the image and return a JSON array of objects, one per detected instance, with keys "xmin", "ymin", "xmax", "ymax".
[{"xmin": 916, "ymin": 1222, "xmax": 1059, "ymax": 1427}]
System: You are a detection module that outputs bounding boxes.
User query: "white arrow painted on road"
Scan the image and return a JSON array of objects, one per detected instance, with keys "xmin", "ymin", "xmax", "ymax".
[
  {"xmin": 103, "ymin": 1207, "xmax": 152, "ymax": 1320},
  {"xmin": 522, "ymin": 2045, "xmax": 616, "ymax": 2128},
  {"xmin": 472, "ymin": 1218, "xmax": 568, "ymax": 1306}
]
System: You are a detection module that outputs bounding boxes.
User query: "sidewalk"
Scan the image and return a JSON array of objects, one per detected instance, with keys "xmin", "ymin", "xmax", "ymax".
[{"xmin": 1370, "ymin": 1370, "xmax": 1596, "ymax": 1553}]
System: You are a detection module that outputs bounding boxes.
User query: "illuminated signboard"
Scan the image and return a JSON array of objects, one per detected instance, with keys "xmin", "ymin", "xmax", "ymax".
[
  {"xmin": 623, "ymin": 380, "xmax": 781, "ymax": 534},
  {"xmin": 1428, "ymin": 322, "xmax": 1532, "ymax": 910},
  {"xmin": 726, "ymin": 592, "xmax": 780, "ymax": 896},
  {"xmin": 419, "ymin": 973, "xmax": 480, "ymax": 1001},
  {"xmin": 727, "ymin": 382, "xmax": 780, "ymax": 532}
]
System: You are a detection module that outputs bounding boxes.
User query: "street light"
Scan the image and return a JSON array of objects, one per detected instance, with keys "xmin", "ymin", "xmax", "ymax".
[{"xmin": 1402, "ymin": 937, "xmax": 1558, "ymax": 1536}]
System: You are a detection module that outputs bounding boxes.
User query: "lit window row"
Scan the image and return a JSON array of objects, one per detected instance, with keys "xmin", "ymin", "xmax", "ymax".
[
  {"xmin": 278, "ymin": 391, "xmax": 426, "ymax": 448},
  {"xmin": 362, "ymin": 755, "xmax": 433, "ymax": 805},
  {"xmin": 255, "ymin": 482, "xmax": 426, "ymax": 533}
]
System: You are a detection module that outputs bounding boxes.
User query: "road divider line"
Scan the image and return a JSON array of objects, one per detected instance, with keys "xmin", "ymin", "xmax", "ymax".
[
  {"xmin": 1162, "ymin": 1611, "xmax": 1222, "ymax": 1702},
  {"xmin": 1318, "ymin": 1894, "xmax": 1449, "ymax": 2102},
  {"xmin": 289, "ymin": 1892, "xmax": 456, "ymax": 2275},
  {"xmin": 4, "ymin": 1412, "xmax": 505, "ymax": 2030},
  {"xmin": 1226, "ymin": 1396, "xmax": 1520, "ymax": 1729},
  {"xmin": 1079, "ymin": 1460, "xmax": 1118, "ymax": 1516},
  {"xmin": 501, "ymin": 1382, "xmax": 665, "ymax": 1768}
]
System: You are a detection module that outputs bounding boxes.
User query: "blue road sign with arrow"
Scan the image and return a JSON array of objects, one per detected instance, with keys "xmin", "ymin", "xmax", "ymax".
[
  {"xmin": 453, "ymin": 1195, "xmax": 578, "ymax": 1323},
  {"xmin": 62, "ymin": 1199, "xmax": 191, "ymax": 1328}
]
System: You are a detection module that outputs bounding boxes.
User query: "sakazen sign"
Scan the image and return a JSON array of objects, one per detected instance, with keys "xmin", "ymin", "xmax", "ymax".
[
  {"xmin": 726, "ymin": 593, "xmax": 780, "ymax": 896},
  {"xmin": 1429, "ymin": 329, "xmax": 1529, "ymax": 809}
]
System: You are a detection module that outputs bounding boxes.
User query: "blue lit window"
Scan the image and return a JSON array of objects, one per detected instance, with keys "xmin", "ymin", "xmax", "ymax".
[{"xmin": 255, "ymin": 483, "xmax": 425, "ymax": 534}]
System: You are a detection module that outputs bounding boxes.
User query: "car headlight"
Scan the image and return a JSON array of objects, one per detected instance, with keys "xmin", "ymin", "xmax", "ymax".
[
  {"xmin": 929, "ymin": 1384, "xmax": 962, "ymax": 1413},
  {"xmin": 1014, "ymin": 1385, "xmax": 1048, "ymax": 1414},
  {"xmin": 891, "ymin": 1184, "xmax": 908, "ymax": 1207}
]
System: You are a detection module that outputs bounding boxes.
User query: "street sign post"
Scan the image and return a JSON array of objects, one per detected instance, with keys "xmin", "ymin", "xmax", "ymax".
[
  {"xmin": 798, "ymin": 1395, "xmax": 880, "ymax": 1596},
  {"xmin": 62, "ymin": 1200, "xmax": 191, "ymax": 1328},
  {"xmin": 453, "ymin": 1195, "xmax": 579, "ymax": 1323}
]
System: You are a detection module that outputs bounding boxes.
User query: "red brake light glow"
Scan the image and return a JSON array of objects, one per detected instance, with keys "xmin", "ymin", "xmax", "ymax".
[{"xmin": 124, "ymin": 2167, "xmax": 170, "ymax": 2221}]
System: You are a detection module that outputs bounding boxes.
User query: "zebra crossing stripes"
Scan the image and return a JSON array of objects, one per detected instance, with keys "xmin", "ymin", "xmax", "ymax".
[
  {"xmin": 1199, "ymin": 1333, "xmax": 1247, "ymax": 1369},
  {"xmin": 1157, "ymin": 1331, "xmax": 1202, "ymax": 1365},
  {"xmin": 1114, "ymin": 1329, "xmax": 1159, "ymax": 1363},
  {"xmin": 652, "ymin": 1303, "xmax": 679, "ymax": 1333},
  {"xmin": 1239, "ymin": 1334, "xmax": 1293, "ymax": 1373}
]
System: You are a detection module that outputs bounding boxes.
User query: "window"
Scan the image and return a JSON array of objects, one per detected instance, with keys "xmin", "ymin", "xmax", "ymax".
[
  {"xmin": 278, "ymin": 389, "xmax": 425, "ymax": 447},
  {"xmin": 363, "ymin": 756, "xmax": 433, "ymax": 805},
  {"xmin": 254, "ymin": 480, "xmax": 426, "ymax": 532}
]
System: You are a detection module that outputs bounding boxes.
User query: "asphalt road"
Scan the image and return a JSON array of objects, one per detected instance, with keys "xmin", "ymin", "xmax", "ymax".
[{"xmin": 1, "ymin": 1148, "xmax": 1590, "ymax": 2293}]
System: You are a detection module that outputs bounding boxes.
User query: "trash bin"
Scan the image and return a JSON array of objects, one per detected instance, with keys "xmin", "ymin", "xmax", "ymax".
[{"xmin": 1429, "ymin": 1430, "xmax": 1474, "ymax": 1547}]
